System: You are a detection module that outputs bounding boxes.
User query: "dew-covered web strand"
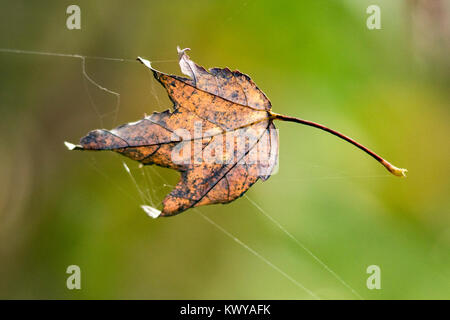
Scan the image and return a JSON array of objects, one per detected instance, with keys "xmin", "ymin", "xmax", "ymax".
[
  {"xmin": 278, "ymin": 174, "xmax": 392, "ymax": 182},
  {"xmin": 0, "ymin": 48, "xmax": 176, "ymax": 128},
  {"xmin": 85, "ymin": 156, "xmax": 139, "ymax": 204},
  {"xmin": 140, "ymin": 165, "xmax": 156, "ymax": 207},
  {"xmin": 118, "ymin": 156, "xmax": 171, "ymax": 212},
  {"xmin": 196, "ymin": 209, "xmax": 320, "ymax": 299},
  {"xmin": 0, "ymin": 47, "xmax": 135, "ymax": 61},
  {"xmin": 276, "ymin": 159, "xmax": 392, "ymax": 182},
  {"xmin": 244, "ymin": 194, "xmax": 364, "ymax": 300},
  {"xmin": 0, "ymin": 47, "xmax": 176, "ymax": 62},
  {"xmin": 146, "ymin": 68, "xmax": 163, "ymax": 110},
  {"xmin": 122, "ymin": 162, "xmax": 152, "ymax": 205},
  {"xmin": 0, "ymin": 48, "xmax": 124, "ymax": 128},
  {"xmin": 80, "ymin": 57, "xmax": 121, "ymax": 128},
  {"xmin": 148, "ymin": 165, "xmax": 174, "ymax": 190},
  {"xmin": 87, "ymin": 157, "xmax": 164, "ymax": 213}
]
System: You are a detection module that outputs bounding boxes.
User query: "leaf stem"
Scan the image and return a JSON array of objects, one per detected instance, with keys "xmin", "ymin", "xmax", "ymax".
[{"xmin": 271, "ymin": 113, "xmax": 407, "ymax": 177}]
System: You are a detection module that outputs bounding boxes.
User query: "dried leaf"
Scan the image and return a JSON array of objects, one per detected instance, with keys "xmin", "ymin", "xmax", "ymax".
[{"xmin": 77, "ymin": 47, "xmax": 278, "ymax": 216}]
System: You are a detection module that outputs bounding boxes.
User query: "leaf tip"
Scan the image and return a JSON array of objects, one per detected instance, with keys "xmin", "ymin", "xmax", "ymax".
[
  {"xmin": 141, "ymin": 205, "xmax": 161, "ymax": 218},
  {"xmin": 137, "ymin": 56, "xmax": 152, "ymax": 69},
  {"xmin": 64, "ymin": 141, "xmax": 82, "ymax": 151},
  {"xmin": 177, "ymin": 46, "xmax": 190, "ymax": 56}
]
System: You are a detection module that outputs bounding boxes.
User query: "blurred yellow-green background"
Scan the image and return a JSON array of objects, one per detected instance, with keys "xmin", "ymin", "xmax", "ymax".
[{"xmin": 0, "ymin": 0, "xmax": 449, "ymax": 299}]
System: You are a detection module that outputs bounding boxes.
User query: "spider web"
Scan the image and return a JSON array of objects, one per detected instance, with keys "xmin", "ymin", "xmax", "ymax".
[{"xmin": 0, "ymin": 47, "xmax": 372, "ymax": 300}]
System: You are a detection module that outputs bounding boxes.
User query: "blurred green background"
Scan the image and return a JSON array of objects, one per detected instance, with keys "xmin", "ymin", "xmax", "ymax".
[{"xmin": 0, "ymin": 0, "xmax": 449, "ymax": 299}]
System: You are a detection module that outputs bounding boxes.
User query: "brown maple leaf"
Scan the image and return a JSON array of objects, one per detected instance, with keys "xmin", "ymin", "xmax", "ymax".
[{"xmin": 66, "ymin": 47, "xmax": 407, "ymax": 217}]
